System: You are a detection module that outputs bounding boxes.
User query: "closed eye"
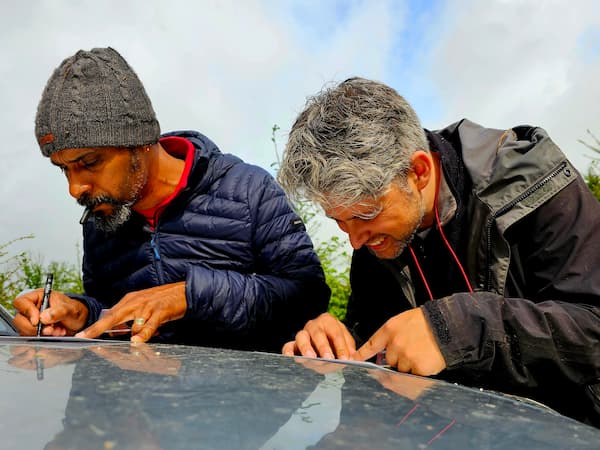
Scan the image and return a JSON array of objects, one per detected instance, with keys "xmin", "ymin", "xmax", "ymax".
[{"xmin": 80, "ymin": 157, "xmax": 100, "ymax": 169}]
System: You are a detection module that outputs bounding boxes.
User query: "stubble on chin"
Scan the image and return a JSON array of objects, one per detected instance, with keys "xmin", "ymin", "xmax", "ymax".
[{"xmin": 92, "ymin": 203, "xmax": 133, "ymax": 233}]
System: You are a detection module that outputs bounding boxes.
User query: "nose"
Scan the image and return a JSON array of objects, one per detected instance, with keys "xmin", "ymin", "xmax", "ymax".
[
  {"xmin": 67, "ymin": 173, "xmax": 92, "ymax": 200},
  {"xmin": 337, "ymin": 220, "xmax": 370, "ymax": 249}
]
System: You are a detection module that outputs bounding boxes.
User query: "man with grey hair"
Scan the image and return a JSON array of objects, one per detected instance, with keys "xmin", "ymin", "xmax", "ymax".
[
  {"xmin": 278, "ymin": 77, "xmax": 600, "ymax": 426},
  {"xmin": 12, "ymin": 47, "xmax": 330, "ymax": 351}
]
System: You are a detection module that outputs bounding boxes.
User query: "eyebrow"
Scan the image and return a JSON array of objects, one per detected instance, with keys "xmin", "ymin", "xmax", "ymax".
[
  {"xmin": 326, "ymin": 207, "xmax": 382, "ymax": 221},
  {"xmin": 50, "ymin": 151, "xmax": 98, "ymax": 167}
]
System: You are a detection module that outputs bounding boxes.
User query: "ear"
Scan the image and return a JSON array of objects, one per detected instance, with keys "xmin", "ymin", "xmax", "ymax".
[{"xmin": 410, "ymin": 151, "xmax": 434, "ymax": 191}]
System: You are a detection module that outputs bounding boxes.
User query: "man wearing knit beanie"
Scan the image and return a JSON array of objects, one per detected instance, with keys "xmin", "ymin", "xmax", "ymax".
[{"xmin": 13, "ymin": 47, "xmax": 330, "ymax": 351}]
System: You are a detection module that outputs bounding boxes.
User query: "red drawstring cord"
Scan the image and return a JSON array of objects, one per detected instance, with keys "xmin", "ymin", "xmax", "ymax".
[
  {"xmin": 409, "ymin": 245, "xmax": 434, "ymax": 301},
  {"xmin": 434, "ymin": 201, "xmax": 474, "ymax": 293},
  {"xmin": 408, "ymin": 163, "xmax": 473, "ymax": 301}
]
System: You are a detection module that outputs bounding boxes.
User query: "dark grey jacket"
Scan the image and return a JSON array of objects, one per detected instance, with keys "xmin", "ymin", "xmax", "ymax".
[{"xmin": 346, "ymin": 120, "xmax": 600, "ymax": 425}]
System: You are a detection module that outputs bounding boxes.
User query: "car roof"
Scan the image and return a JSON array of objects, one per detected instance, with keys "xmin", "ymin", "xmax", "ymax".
[{"xmin": 0, "ymin": 338, "xmax": 598, "ymax": 449}]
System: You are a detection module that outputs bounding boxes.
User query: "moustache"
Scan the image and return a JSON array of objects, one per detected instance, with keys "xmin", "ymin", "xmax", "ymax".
[
  {"xmin": 78, "ymin": 194, "xmax": 126, "ymax": 225},
  {"xmin": 77, "ymin": 194, "xmax": 123, "ymax": 209}
]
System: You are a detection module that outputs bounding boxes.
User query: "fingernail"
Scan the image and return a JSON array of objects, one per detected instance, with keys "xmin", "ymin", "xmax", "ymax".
[
  {"xmin": 323, "ymin": 352, "xmax": 334, "ymax": 359},
  {"xmin": 306, "ymin": 350, "xmax": 317, "ymax": 358}
]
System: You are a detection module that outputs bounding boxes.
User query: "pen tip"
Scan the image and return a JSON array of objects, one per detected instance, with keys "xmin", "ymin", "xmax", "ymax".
[{"xmin": 79, "ymin": 207, "xmax": 92, "ymax": 225}]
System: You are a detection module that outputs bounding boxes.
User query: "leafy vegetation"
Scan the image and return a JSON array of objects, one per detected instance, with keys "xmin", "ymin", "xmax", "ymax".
[
  {"xmin": 0, "ymin": 237, "xmax": 83, "ymax": 313},
  {"xmin": 293, "ymin": 199, "xmax": 351, "ymax": 320},
  {"xmin": 580, "ymin": 130, "xmax": 600, "ymax": 201},
  {"xmin": 271, "ymin": 125, "xmax": 351, "ymax": 320}
]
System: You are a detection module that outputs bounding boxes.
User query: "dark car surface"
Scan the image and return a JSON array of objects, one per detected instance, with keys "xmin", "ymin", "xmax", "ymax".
[{"xmin": 0, "ymin": 337, "xmax": 598, "ymax": 449}]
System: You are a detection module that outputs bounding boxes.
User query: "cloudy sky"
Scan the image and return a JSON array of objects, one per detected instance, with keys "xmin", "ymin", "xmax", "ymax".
[{"xmin": 1, "ymin": 0, "xmax": 599, "ymax": 267}]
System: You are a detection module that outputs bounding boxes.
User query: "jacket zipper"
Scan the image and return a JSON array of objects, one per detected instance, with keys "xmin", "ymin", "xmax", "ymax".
[
  {"xmin": 150, "ymin": 214, "xmax": 166, "ymax": 284},
  {"xmin": 484, "ymin": 161, "xmax": 568, "ymax": 290}
]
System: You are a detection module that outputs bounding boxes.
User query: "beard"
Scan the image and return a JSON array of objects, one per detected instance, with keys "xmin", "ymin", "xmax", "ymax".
[
  {"xmin": 371, "ymin": 195, "xmax": 426, "ymax": 260},
  {"xmin": 388, "ymin": 208, "xmax": 424, "ymax": 258},
  {"xmin": 78, "ymin": 194, "xmax": 134, "ymax": 233}
]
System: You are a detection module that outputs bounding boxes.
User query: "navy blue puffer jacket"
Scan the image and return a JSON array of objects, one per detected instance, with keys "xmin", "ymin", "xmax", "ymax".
[{"xmin": 79, "ymin": 130, "xmax": 330, "ymax": 351}]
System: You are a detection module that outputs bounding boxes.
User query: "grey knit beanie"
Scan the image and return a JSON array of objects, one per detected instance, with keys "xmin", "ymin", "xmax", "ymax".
[{"xmin": 35, "ymin": 47, "xmax": 160, "ymax": 156}]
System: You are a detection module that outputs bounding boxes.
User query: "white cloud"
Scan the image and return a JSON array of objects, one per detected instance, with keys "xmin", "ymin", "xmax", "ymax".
[
  {"xmin": 0, "ymin": 0, "xmax": 403, "ymax": 263},
  {"xmin": 428, "ymin": 0, "xmax": 600, "ymax": 171},
  {"xmin": 2, "ymin": 0, "xmax": 598, "ymax": 269}
]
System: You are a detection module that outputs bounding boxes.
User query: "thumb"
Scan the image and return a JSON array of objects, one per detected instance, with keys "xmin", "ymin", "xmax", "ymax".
[{"xmin": 352, "ymin": 328, "xmax": 387, "ymax": 362}]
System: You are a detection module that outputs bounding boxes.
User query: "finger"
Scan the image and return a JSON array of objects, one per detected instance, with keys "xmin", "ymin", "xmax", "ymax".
[
  {"xmin": 381, "ymin": 346, "xmax": 402, "ymax": 371},
  {"xmin": 344, "ymin": 331, "xmax": 357, "ymax": 355},
  {"xmin": 282, "ymin": 341, "xmax": 298, "ymax": 356},
  {"xmin": 395, "ymin": 357, "xmax": 412, "ymax": 374},
  {"xmin": 304, "ymin": 320, "xmax": 340, "ymax": 359},
  {"xmin": 13, "ymin": 313, "xmax": 38, "ymax": 336},
  {"xmin": 292, "ymin": 330, "xmax": 318, "ymax": 358},
  {"xmin": 353, "ymin": 327, "xmax": 390, "ymax": 362},
  {"xmin": 44, "ymin": 325, "xmax": 68, "ymax": 337},
  {"xmin": 13, "ymin": 292, "xmax": 43, "ymax": 327},
  {"xmin": 129, "ymin": 311, "xmax": 150, "ymax": 336},
  {"xmin": 328, "ymin": 330, "xmax": 353, "ymax": 360},
  {"xmin": 37, "ymin": 321, "xmax": 60, "ymax": 337},
  {"xmin": 131, "ymin": 314, "xmax": 159, "ymax": 343},
  {"xmin": 329, "ymin": 324, "xmax": 355, "ymax": 360},
  {"xmin": 130, "ymin": 328, "xmax": 152, "ymax": 343},
  {"xmin": 77, "ymin": 308, "xmax": 125, "ymax": 339}
]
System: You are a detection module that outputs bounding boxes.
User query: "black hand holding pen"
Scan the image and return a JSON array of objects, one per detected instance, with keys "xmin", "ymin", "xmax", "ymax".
[{"xmin": 36, "ymin": 273, "xmax": 54, "ymax": 337}]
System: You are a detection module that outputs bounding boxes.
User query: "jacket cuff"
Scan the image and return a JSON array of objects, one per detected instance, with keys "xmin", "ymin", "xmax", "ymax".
[{"xmin": 421, "ymin": 294, "xmax": 496, "ymax": 369}]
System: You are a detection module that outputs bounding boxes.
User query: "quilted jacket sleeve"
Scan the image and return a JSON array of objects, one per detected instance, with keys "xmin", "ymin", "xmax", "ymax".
[{"xmin": 183, "ymin": 167, "xmax": 330, "ymax": 346}]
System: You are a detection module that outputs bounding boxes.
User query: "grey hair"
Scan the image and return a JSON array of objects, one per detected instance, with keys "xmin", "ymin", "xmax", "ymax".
[{"xmin": 278, "ymin": 77, "xmax": 428, "ymax": 209}]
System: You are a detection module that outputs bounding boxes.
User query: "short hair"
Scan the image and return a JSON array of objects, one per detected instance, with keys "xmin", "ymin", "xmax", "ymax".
[{"xmin": 278, "ymin": 77, "xmax": 428, "ymax": 209}]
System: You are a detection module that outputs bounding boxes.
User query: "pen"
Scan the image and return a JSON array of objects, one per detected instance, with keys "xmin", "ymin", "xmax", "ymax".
[
  {"xmin": 79, "ymin": 207, "xmax": 92, "ymax": 225},
  {"xmin": 36, "ymin": 273, "xmax": 54, "ymax": 337}
]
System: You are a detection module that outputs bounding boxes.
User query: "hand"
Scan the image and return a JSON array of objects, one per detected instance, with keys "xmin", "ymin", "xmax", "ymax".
[
  {"xmin": 76, "ymin": 282, "xmax": 187, "ymax": 343},
  {"xmin": 90, "ymin": 343, "xmax": 182, "ymax": 375},
  {"xmin": 8, "ymin": 345, "xmax": 84, "ymax": 370},
  {"xmin": 13, "ymin": 289, "xmax": 89, "ymax": 336},
  {"xmin": 368, "ymin": 369, "xmax": 436, "ymax": 401},
  {"xmin": 281, "ymin": 312, "xmax": 356, "ymax": 360},
  {"xmin": 353, "ymin": 308, "xmax": 446, "ymax": 376}
]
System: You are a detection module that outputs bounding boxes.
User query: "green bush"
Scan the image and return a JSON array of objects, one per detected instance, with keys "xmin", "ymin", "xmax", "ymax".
[
  {"xmin": 586, "ymin": 161, "xmax": 600, "ymax": 201},
  {"xmin": 0, "ymin": 237, "xmax": 83, "ymax": 313},
  {"xmin": 271, "ymin": 125, "xmax": 351, "ymax": 320},
  {"xmin": 580, "ymin": 130, "xmax": 600, "ymax": 202},
  {"xmin": 293, "ymin": 200, "xmax": 351, "ymax": 320},
  {"xmin": 318, "ymin": 236, "xmax": 350, "ymax": 320}
]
